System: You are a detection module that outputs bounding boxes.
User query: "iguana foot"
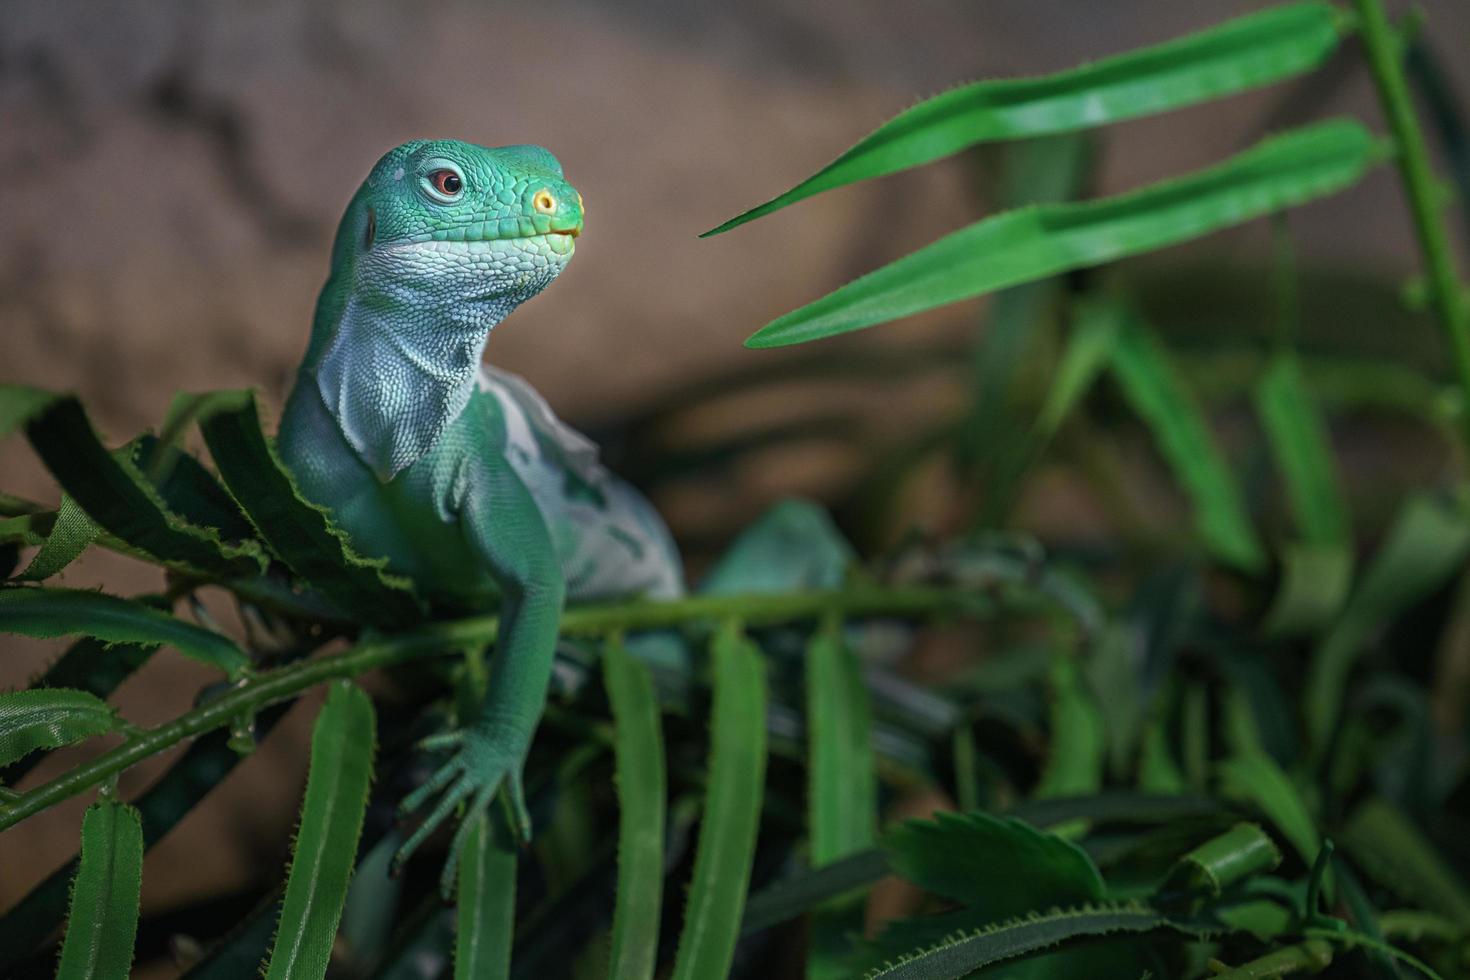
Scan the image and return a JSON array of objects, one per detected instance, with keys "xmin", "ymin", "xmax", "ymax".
[{"xmin": 392, "ymin": 724, "xmax": 531, "ymax": 897}]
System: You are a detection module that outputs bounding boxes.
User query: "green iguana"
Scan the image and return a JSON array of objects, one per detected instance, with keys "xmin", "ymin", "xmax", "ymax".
[{"xmin": 278, "ymin": 139, "xmax": 851, "ymax": 892}]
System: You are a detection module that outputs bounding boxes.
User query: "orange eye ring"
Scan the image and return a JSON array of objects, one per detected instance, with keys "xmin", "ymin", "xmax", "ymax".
[
  {"xmin": 428, "ymin": 170, "xmax": 463, "ymax": 197},
  {"xmin": 533, "ymin": 189, "xmax": 556, "ymax": 214}
]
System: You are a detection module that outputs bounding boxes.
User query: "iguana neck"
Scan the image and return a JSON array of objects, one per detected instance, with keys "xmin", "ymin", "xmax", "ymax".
[{"xmin": 305, "ymin": 263, "xmax": 517, "ymax": 481}]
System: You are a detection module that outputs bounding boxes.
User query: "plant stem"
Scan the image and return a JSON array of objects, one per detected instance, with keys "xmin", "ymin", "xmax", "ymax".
[
  {"xmin": 0, "ymin": 585, "xmax": 1002, "ymax": 834},
  {"xmin": 1208, "ymin": 939, "xmax": 1333, "ymax": 979},
  {"xmin": 1354, "ymin": 0, "xmax": 1470, "ymax": 445}
]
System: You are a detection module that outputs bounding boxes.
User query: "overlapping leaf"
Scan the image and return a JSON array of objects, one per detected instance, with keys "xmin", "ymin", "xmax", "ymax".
[
  {"xmin": 55, "ymin": 801, "xmax": 144, "ymax": 980},
  {"xmin": 0, "ymin": 689, "xmax": 119, "ymax": 769},
  {"xmin": 744, "ymin": 121, "xmax": 1382, "ymax": 347},
  {"xmin": 706, "ymin": 2, "xmax": 1348, "ymax": 235}
]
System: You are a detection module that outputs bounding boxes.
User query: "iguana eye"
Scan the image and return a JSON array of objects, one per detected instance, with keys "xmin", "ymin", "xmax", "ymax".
[
  {"xmin": 429, "ymin": 170, "xmax": 462, "ymax": 195},
  {"xmin": 533, "ymin": 189, "xmax": 556, "ymax": 214}
]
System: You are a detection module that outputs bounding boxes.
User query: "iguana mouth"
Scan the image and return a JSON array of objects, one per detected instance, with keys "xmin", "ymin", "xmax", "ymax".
[{"xmin": 409, "ymin": 220, "xmax": 581, "ymax": 245}]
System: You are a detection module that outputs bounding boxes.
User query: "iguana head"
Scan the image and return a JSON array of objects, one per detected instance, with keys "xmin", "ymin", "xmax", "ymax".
[{"xmin": 304, "ymin": 139, "xmax": 586, "ymax": 479}]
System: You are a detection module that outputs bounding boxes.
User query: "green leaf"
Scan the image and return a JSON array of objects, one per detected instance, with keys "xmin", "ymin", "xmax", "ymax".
[
  {"xmin": 862, "ymin": 902, "xmax": 1201, "ymax": 980},
  {"xmin": 185, "ymin": 390, "xmax": 422, "ymax": 628},
  {"xmin": 1110, "ymin": 313, "xmax": 1267, "ymax": 572},
  {"xmin": 1034, "ymin": 301, "xmax": 1121, "ymax": 440},
  {"xmin": 1217, "ymin": 753, "xmax": 1321, "ymax": 875},
  {"xmin": 1163, "ymin": 823, "xmax": 1282, "ymax": 898},
  {"xmin": 1035, "ymin": 654, "xmax": 1105, "ymax": 802},
  {"xmin": 1340, "ymin": 798, "xmax": 1470, "ymax": 928},
  {"xmin": 1261, "ymin": 544, "xmax": 1355, "ymax": 636},
  {"xmin": 744, "ymin": 120, "xmax": 1382, "ymax": 347},
  {"xmin": 55, "ymin": 801, "xmax": 144, "ymax": 980},
  {"xmin": 742, "ymin": 849, "xmax": 891, "ymax": 937},
  {"xmin": 0, "ymin": 586, "xmax": 247, "ymax": 677},
  {"xmin": 0, "ymin": 689, "xmax": 118, "ymax": 769},
  {"xmin": 15, "ymin": 494, "xmax": 97, "ymax": 581},
  {"xmin": 264, "ymin": 681, "xmax": 376, "ymax": 980},
  {"xmin": 603, "ymin": 638, "xmax": 667, "ymax": 980},
  {"xmin": 1255, "ymin": 354, "xmax": 1352, "ymax": 546},
  {"xmin": 704, "ymin": 1, "xmax": 1348, "ymax": 235},
  {"xmin": 885, "ymin": 811, "xmax": 1103, "ymax": 919},
  {"xmin": 0, "ymin": 386, "xmax": 266, "ymax": 577},
  {"xmin": 671, "ymin": 623, "xmax": 768, "ymax": 980},
  {"xmin": 455, "ymin": 811, "xmax": 517, "ymax": 980},
  {"xmin": 806, "ymin": 623, "xmax": 877, "ymax": 864},
  {"xmin": 1305, "ymin": 492, "xmax": 1470, "ymax": 757}
]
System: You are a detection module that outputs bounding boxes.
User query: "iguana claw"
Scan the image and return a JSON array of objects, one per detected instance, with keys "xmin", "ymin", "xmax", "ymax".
[{"xmin": 393, "ymin": 724, "xmax": 532, "ymax": 897}]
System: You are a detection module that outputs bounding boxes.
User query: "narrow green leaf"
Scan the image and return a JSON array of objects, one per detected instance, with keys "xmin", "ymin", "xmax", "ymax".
[
  {"xmin": 55, "ymin": 801, "xmax": 143, "ymax": 980},
  {"xmin": 603, "ymin": 638, "xmax": 666, "ymax": 980},
  {"xmin": 862, "ymin": 902, "xmax": 1199, "ymax": 980},
  {"xmin": 742, "ymin": 849, "xmax": 891, "ymax": 937},
  {"xmin": 0, "ymin": 586, "xmax": 247, "ymax": 677},
  {"xmin": 885, "ymin": 811, "xmax": 1103, "ymax": 918},
  {"xmin": 745, "ymin": 120, "xmax": 1382, "ymax": 347},
  {"xmin": 671, "ymin": 623, "xmax": 768, "ymax": 980},
  {"xmin": 455, "ymin": 811, "xmax": 517, "ymax": 980},
  {"xmin": 1110, "ymin": 314, "xmax": 1267, "ymax": 572},
  {"xmin": 264, "ymin": 681, "xmax": 376, "ymax": 980},
  {"xmin": 185, "ymin": 390, "xmax": 422, "ymax": 628},
  {"xmin": 1034, "ymin": 301, "xmax": 1121, "ymax": 440},
  {"xmin": 1163, "ymin": 823, "xmax": 1282, "ymax": 898},
  {"xmin": 0, "ymin": 386, "xmax": 266, "ymax": 578},
  {"xmin": 705, "ymin": 2, "xmax": 1348, "ymax": 235},
  {"xmin": 16, "ymin": 494, "xmax": 97, "ymax": 581},
  {"xmin": 1217, "ymin": 753, "xmax": 1321, "ymax": 875},
  {"xmin": 1255, "ymin": 354, "xmax": 1351, "ymax": 545},
  {"xmin": 0, "ymin": 689, "xmax": 118, "ymax": 769},
  {"xmin": 807, "ymin": 624, "xmax": 877, "ymax": 864},
  {"xmin": 1035, "ymin": 654, "xmax": 1105, "ymax": 801},
  {"xmin": 1305, "ymin": 492, "xmax": 1470, "ymax": 756},
  {"xmin": 1340, "ymin": 798, "xmax": 1470, "ymax": 928}
]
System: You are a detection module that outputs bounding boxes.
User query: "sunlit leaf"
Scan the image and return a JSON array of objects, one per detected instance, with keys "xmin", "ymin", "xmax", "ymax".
[
  {"xmin": 264, "ymin": 682, "xmax": 376, "ymax": 980},
  {"xmin": 55, "ymin": 802, "xmax": 143, "ymax": 980},
  {"xmin": 671, "ymin": 624, "xmax": 768, "ymax": 980},
  {"xmin": 705, "ymin": 2, "xmax": 1348, "ymax": 235},
  {"xmin": 745, "ymin": 121, "xmax": 1382, "ymax": 347}
]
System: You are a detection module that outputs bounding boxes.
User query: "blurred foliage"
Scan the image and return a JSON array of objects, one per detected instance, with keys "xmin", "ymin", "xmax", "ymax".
[{"xmin": 4, "ymin": 1, "xmax": 1470, "ymax": 978}]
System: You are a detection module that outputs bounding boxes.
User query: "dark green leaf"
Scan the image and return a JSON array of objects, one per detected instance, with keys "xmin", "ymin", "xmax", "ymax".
[
  {"xmin": 603, "ymin": 638, "xmax": 666, "ymax": 980},
  {"xmin": 807, "ymin": 624, "xmax": 877, "ymax": 864},
  {"xmin": 0, "ymin": 688, "xmax": 118, "ymax": 769},
  {"xmin": 670, "ymin": 624, "xmax": 768, "ymax": 980},
  {"xmin": 55, "ymin": 801, "xmax": 143, "ymax": 980},
  {"xmin": 456, "ymin": 811, "xmax": 517, "ymax": 980},
  {"xmin": 705, "ymin": 2, "xmax": 1348, "ymax": 235},
  {"xmin": 744, "ymin": 120, "xmax": 1382, "ymax": 347},
  {"xmin": 862, "ymin": 902, "xmax": 1200, "ymax": 980},
  {"xmin": 1110, "ymin": 312, "xmax": 1267, "ymax": 572},
  {"xmin": 1305, "ymin": 492, "xmax": 1470, "ymax": 757},
  {"xmin": 0, "ymin": 586, "xmax": 247, "ymax": 677},
  {"xmin": 264, "ymin": 681, "xmax": 376, "ymax": 980},
  {"xmin": 0, "ymin": 386, "xmax": 266, "ymax": 577},
  {"xmin": 1340, "ymin": 798, "xmax": 1470, "ymax": 928},
  {"xmin": 885, "ymin": 810, "xmax": 1103, "ymax": 918},
  {"xmin": 186, "ymin": 390, "xmax": 422, "ymax": 628},
  {"xmin": 15, "ymin": 494, "xmax": 97, "ymax": 581}
]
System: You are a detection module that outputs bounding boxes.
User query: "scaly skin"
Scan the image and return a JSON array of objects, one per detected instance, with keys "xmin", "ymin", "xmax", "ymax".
[{"xmin": 278, "ymin": 139, "xmax": 683, "ymax": 893}]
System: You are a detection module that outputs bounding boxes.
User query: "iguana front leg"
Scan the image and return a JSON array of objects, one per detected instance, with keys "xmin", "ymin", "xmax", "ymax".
[{"xmin": 392, "ymin": 454, "xmax": 566, "ymax": 895}]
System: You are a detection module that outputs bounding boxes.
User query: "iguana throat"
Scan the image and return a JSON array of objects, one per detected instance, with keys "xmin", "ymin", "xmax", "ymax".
[{"xmin": 302, "ymin": 139, "xmax": 584, "ymax": 480}]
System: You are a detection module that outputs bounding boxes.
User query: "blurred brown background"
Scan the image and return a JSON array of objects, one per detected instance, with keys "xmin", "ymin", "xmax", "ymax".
[{"xmin": 2, "ymin": 0, "xmax": 1467, "ymax": 971}]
